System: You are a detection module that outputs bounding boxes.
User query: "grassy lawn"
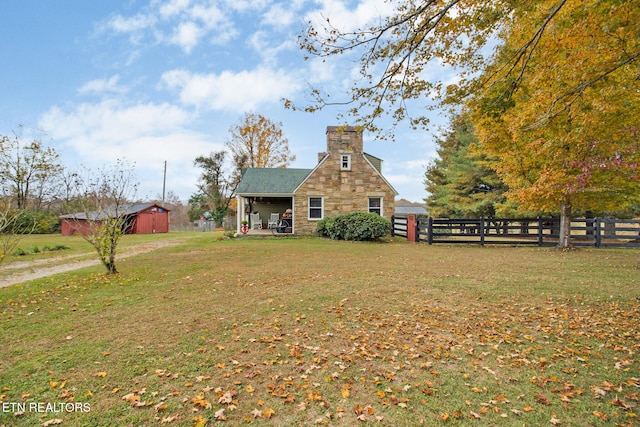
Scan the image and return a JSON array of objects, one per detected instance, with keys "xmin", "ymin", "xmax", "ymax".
[
  {"xmin": 0, "ymin": 233, "xmax": 190, "ymax": 284},
  {"xmin": 1, "ymin": 234, "xmax": 638, "ymax": 426}
]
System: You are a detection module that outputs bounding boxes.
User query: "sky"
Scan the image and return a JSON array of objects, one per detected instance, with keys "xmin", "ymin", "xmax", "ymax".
[{"xmin": 0, "ymin": 0, "xmax": 450, "ymax": 204}]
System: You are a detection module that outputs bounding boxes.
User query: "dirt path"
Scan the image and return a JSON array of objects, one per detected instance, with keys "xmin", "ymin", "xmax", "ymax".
[{"xmin": 0, "ymin": 240, "xmax": 181, "ymax": 288}]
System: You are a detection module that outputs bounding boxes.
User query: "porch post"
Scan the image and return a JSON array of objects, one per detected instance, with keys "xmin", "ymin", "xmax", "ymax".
[
  {"xmin": 291, "ymin": 196, "xmax": 295, "ymax": 234},
  {"xmin": 236, "ymin": 196, "xmax": 243, "ymax": 233}
]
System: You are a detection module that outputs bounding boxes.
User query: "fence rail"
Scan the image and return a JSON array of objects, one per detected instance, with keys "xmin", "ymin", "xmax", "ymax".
[{"xmin": 391, "ymin": 216, "xmax": 640, "ymax": 248}]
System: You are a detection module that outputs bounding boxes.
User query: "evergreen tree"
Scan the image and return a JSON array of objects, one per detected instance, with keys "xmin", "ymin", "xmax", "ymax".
[{"xmin": 424, "ymin": 114, "xmax": 506, "ymax": 218}]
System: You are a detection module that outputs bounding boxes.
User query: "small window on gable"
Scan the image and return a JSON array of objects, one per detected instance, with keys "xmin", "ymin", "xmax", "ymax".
[
  {"xmin": 309, "ymin": 197, "xmax": 324, "ymax": 220},
  {"xmin": 340, "ymin": 154, "xmax": 351, "ymax": 171},
  {"xmin": 368, "ymin": 197, "xmax": 382, "ymax": 215}
]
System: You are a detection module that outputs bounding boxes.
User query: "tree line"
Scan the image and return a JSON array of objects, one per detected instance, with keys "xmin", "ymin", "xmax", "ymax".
[
  {"xmin": 0, "ymin": 128, "xmax": 187, "ymax": 234},
  {"xmin": 0, "ymin": 129, "xmax": 167, "ymax": 273}
]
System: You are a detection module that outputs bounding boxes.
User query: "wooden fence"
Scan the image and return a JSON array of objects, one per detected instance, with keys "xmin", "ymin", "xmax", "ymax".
[{"xmin": 391, "ymin": 216, "xmax": 640, "ymax": 248}]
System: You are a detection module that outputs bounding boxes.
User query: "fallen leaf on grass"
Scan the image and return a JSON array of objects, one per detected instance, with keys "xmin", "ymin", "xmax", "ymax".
[
  {"xmin": 190, "ymin": 393, "xmax": 211, "ymax": 409},
  {"xmin": 342, "ymin": 385, "xmax": 350, "ymax": 398},
  {"xmin": 218, "ymin": 391, "xmax": 233, "ymax": 404},
  {"xmin": 536, "ymin": 393, "xmax": 551, "ymax": 405},
  {"xmin": 160, "ymin": 414, "xmax": 179, "ymax": 423},
  {"xmin": 213, "ymin": 408, "xmax": 226, "ymax": 420},
  {"xmin": 550, "ymin": 415, "xmax": 561, "ymax": 425},
  {"xmin": 354, "ymin": 405, "xmax": 375, "ymax": 416},
  {"xmin": 122, "ymin": 393, "xmax": 140, "ymax": 405},
  {"xmin": 194, "ymin": 414, "xmax": 210, "ymax": 425},
  {"xmin": 610, "ymin": 395, "xmax": 631, "ymax": 410},
  {"xmin": 593, "ymin": 387, "xmax": 607, "ymax": 398},
  {"xmin": 42, "ymin": 420, "xmax": 63, "ymax": 427},
  {"xmin": 262, "ymin": 408, "xmax": 276, "ymax": 419},
  {"xmin": 592, "ymin": 411, "xmax": 609, "ymax": 421}
]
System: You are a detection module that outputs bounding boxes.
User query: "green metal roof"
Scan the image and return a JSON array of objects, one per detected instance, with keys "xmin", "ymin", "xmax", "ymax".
[{"xmin": 236, "ymin": 168, "xmax": 313, "ymax": 195}]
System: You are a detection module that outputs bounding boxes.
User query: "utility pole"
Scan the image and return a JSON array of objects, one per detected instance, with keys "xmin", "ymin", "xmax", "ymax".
[{"xmin": 162, "ymin": 160, "xmax": 167, "ymax": 204}]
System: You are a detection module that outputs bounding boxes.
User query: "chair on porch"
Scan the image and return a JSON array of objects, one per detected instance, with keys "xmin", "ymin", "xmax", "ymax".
[
  {"xmin": 250, "ymin": 213, "xmax": 262, "ymax": 229},
  {"xmin": 267, "ymin": 213, "xmax": 279, "ymax": 229}
]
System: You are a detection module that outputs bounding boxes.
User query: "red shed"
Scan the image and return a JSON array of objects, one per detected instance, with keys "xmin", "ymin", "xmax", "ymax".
[{"xmin": 60, "ymin": 203, "xmax": 170, "ymax": 236}]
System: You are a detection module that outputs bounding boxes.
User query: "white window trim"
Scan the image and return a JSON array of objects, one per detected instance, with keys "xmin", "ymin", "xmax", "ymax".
[
  {"xmin": 340, "ymin": 153, "xmax": 351, "ymax": 171},
  {"xmin": 368, "ymin": 197, "xmax": 382, "ymax": 215},
  {"xmin": 308, "ymin": 196, "xmax": 324, "ymax": 220}
]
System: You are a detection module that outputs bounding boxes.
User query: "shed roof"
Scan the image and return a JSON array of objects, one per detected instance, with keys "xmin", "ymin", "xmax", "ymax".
[
  {"xmin": 395, "ymin": 205, "xmax": 428, "ymax": 215},
  {"xmin": 236, "ymin": 168, "xmax": 313, "ymax": 195},
  {"xmin": 59, "ymin": 203, "xmax": 168, "ymax": 220}
]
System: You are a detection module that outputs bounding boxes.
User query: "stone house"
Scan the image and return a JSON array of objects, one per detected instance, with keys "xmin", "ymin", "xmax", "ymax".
[{"xmin": 235, "ymin": 126, "xmax": 398, "ymax": 235}]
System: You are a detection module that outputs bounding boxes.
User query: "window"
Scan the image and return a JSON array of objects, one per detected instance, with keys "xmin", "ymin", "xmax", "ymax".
[
  {"xmin": 340, "ymin": 154, "xmax": 351, "ymax": 171},
  {"xmin": 308, "ymin": 197, "xmax": 323, "ymax": 220},
  {"xmin": 368, "ymin": 197, "xmax": 382, "ymax": 215}
]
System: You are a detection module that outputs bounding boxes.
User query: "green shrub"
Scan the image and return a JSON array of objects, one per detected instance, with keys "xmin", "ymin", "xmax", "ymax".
[
  {"xmin": 316, "ymin": 212, "xmax": 391, "ymax": 241},
  {"xmin": 12, "ymin": 210, "xmax": 60, "ymax": 234},
  {"xmin": 12, "ymin": 244, "xmax": 70, "ymax": 256},
  {"xmin": 13, "ymin": 248, "xmax": 28, "ymax": 256}
]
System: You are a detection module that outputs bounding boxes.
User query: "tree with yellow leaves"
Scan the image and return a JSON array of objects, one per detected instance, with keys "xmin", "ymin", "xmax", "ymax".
[
  {"xmin": 470, "ymin": 0, "xmax": 640, "ymax": 248},
  {"xmin": 226, "ymin": 113, "xmax": 295, "ymax": 170}
]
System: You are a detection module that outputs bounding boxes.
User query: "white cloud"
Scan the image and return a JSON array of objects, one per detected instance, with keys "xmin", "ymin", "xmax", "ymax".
[
  {"xmin": 248, "ymin": 31, "xmax": 297, "ymax": 64},
  {"xmin": 38, "ymin": 99, "xmax": 220, "ymax": 200},
  {"xmin": 305, "ymin": 0, "xmax": 394, "ymax": 35},
  {"xmin": 224, "ymin": 0, "xmax": 269, "ymax": 13},
  {"xmin": 306, "ymin": 57, "xmax": 339, "ymax": 86},
  {"xmin": 170, "ymin": 21, "xmax": 203, "ymax": 53},
  {"xmin": 189, "ymin": 3, "xmax": 225, "ymax": 28},
  {"xmin": 158, "ymin": 0, "xmax": 192, "ymax": 18},
  {"xmin": 262, "ymin": 3, "xmax": 297, "ymax": 27},
  {"xmin": 161, "ymin": 67, "xmax": 302, "ymax": 112},
  {"xmin": 106, "ymin": 13, "xmax": 157, "ymax": 34},
  {"xmin": 102, "ymin": 0, "xmax": 236, "ymax": 54},
  {"xmin": 78, "ymin": 75, "xmax": 127, "ymax": 95}
]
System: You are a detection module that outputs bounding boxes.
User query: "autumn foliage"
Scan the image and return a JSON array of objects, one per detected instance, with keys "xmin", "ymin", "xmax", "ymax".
[{"xmin": 469, "ymin": 0, "xmax": 640, "ymax": 247}]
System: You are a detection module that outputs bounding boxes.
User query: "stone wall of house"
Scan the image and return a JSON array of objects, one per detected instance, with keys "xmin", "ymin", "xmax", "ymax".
[{"xmin": 293, "ymin": 127, "xmax": 396, "ymax": 235}]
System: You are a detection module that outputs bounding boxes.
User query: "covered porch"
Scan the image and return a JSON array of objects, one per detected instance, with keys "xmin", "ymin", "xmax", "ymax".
[{"xmin": 236, "ymin": 195, "xmax": 295, "ymax": 235}]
